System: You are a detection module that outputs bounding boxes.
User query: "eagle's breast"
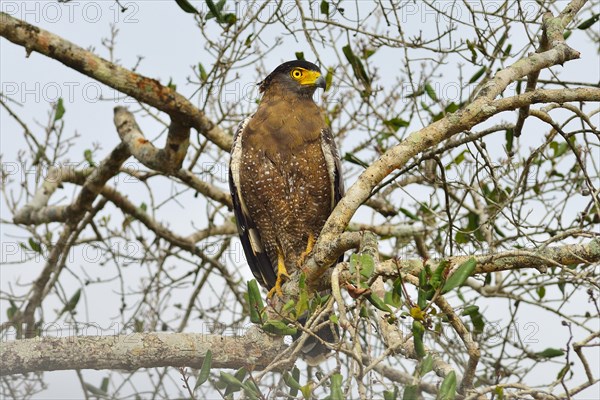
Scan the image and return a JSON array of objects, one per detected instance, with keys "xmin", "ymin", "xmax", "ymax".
[{"xmin": 239, "ymin": 97, "xmax": 332, "ymax": 271}]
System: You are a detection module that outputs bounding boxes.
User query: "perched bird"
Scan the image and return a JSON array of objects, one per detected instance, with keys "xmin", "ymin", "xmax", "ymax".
[{"xmin": 229, "ymin": 60, "xmax": 343, "ymax": 361}]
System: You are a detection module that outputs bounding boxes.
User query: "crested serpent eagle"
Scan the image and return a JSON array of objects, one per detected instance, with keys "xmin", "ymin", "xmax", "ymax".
[{"xmin": 229, "ymin": 60, "xmax": 343, "ymax": 360}]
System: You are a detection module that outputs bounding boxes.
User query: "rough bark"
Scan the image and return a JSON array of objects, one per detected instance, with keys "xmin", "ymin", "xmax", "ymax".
[{"xmin": 0, "ymin": 328, "xmax": 285, "ymax": 376}]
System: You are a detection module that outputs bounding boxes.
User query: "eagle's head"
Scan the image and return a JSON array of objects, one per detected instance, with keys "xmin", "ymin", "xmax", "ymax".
[{"xmin": 258, "ymin": 60, "xmax": 326, "ymax": 96}]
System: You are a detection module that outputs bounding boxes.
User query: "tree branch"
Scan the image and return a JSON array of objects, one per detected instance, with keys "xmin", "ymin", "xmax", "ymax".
[
  {"xmin": 0, "ymin": 328, "xmax": 285, "ymax": 376},
  {"xmin": 13, "ymin": 142, "xmax": 130, "ymax": 225},
  {"xmin": 113, "ymin": 107, "xmax": 190, "ymax": 173},
  {"xmin": 0, "ymin": 12, "xmax": 231, "ymax": 151},
  {"xmin": 308, "ymin": 40, "xmax": 584, "ymax": 275},
  {"xmin": 314, "ymin": 238, "xmax": 600, "ymax": 292}
]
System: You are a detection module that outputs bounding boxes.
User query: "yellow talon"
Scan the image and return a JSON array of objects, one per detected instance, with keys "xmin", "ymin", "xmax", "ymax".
[
  {"xmin": 267, "ymin": 251, "xmax": 289, "ymax": 298},
  {"xmin": 297, "ymin": 233, "xmax": 315, "ymax": 267}
]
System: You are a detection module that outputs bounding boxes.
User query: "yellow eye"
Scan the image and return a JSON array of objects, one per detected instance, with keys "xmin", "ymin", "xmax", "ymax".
[{"xmin": 291, "ymin": 69, "xmax": 303, "ymax": 79}]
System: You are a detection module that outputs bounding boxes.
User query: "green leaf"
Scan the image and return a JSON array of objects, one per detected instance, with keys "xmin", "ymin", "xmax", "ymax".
[
  {"xmin": 461, "ymin": 305, "xmax": 484, "ymax": 334},
  {"xmin": 284, "ymin": 366, "xmax": 302, "ymax": 397},
  {"xmin": 412, "ymin": 320, "xmax": 426, "ymax": 358},
  {"xmin": 167, "ymin": 77, "xmax": 177, "ymax": 91},
  {"xmin": 450, "ymin": 150, "xmax": 466, "ymax": 166},
  {"xmin": 59, "ymin": 289, "xmax": 82, "ymax": 316},
  {"xmin": 556, "ymin": 363, "xmax": 570, "ymax": 380},
  {"xmin": 366, "ymin": 293, "xmax": 392, "ymax": 313},
  {"xmin": 194, "ymin": 350, "xmax": 212, "ymax": 389},
  {"xmin": 461, "ymin": 305, "xmax": 479, "ymax": 315},
  {"xmin": 298, "ymin": 272, "xmax": 307, "ymax": 290},
  {"xmin": 442, "ymin": 258, "xmax": 477, "ymax": 293},
  {"xmin": 383, "ymin": 388, "xmax": 397, "ymax": 400},
  {"xmin": 54, "ymin": 98, "xmax": 65, "ymax": 121},
  {"xmin": 437, "ymin": 371, "xmax": 456, "ymax": 400},
  {"xmin": 494, "ymin": 386, "xmax": 504, "ymax": 400},
  {"xmin": 296, "ymin": 282, "xmax": 309, "ymax": 317},
  {"xmin": 537, "ymin": 286, "xmax": 546, "ymax": 300},
  {"xmin": 355, "ymin": 253, "xmax": 374, "ymax": 278},
  {"xmin": 363, "ymin": 48, "xmax": 376, "ymax": 59},
  {"xmin": 464, "ymin": 211, "xmax": 484, "ymax": 241},
  {"xmin": 430, "ymin": 259, "xmax": 448, "ymax": 289},
  {"xmin": 550, "ymin": 141, "xmax": 569, "ymax": 158},
  {"xmin": 342, "ymin": 44, "xmax": 371, "ymax": 90},
  {"xmin": 325, "ymin": 67, "xmax": 334, "ymax": 91},
  {"xmin": 262, "ymin": 320, "xmax": 297, "ymax": 336},
  {"xmin": 295, "ymin": 52, "xmax": 305, "ymax": 60},
  {"xmin": 563, "ymin": 30, "xmax": 572, "ymax": 40},
  {"xmin": 284, "ymin": 370, "xmax": 302, "ymax": 394},
  {"xmin": 28, "ymin": 238, "xmax": 42, "ymax": 254},
  {"xmin": 198, "ymin": 63, "xmax": 208, "ymax": 82},
  {"xmin": 384, "ymin": 290, "xmax": 401, "ymax": 308},
  {"xmin": 418, "ymin": 354, "xmax": 434, "ymax": 377},
  {"xmin": 133, "ymin": 319, "xmax": 144, "ymax": 332},
  {"xmin": 175, "ymin": 0, "xmax": 198, "ymax": 14},
  {"xmin": 402, "ymin": 385, "xmax": 418, "ymax": 400},
  {"xmin": 233, "ymin": 367, "xmax": 247, "ymax": 385},
  {"xmin": 204, "ymin": 0, "xmax": 234, "ymax": 23},
  {"xmin": 300, "ymin": 383, "xmax": 312, "ymax": 399},
  {"xmin": 577, "ymin": 13, "xmax": 599, "ymax": 29},
  {"xmin": 221, "ymin": 13, "xmax": 236, "ymax": 25},
  {"xmin": 6, "ymin": 300, "xmax": 17, "ymax": 320},
  {"xmin": 320, "ymin": 0, "xmax": 329, "ymax": 16},
  {"xmin": 84, "ymin": 149, "xmax": 95, "ymax": 167},
  {"xmin": 393, "ymin": 277, "xmax": 403, "ymax": 299},
  {"xmin": 282, "ymin": 299, "xmax": 296, "ymax": 315},
  {"xmin": 445, "ymin": 102, "xmax": 460, "ymax": 113},
  {"xmin": 100, "ymin": 377, "xmax": 109, "ymax": 393},
  {"xmin": 383, "ymin": 117, "xmax": 409, "ymax": 132},
  {"xmin": 399, "ymin": 207, "xmax": 418, "ymax": 221},
  {"xmin": 343, "ymin": 152, "xmax": 369, "ymax": 168},
  {"xmin": 468, "ymin": 66, "xmax": 486, "ymax": 84},
  {"xmin": 494, "ymin": 32, "xmax": 508, "ymax": 55},
  {"xmin": 205, "ymin": 0, "xmax": 223, "ymax": 19},
  {"xmin": 505, "ymin": 128, "xmax": 514, "ymax": 153},
  {"xmin": 329, "ymin": 373, "xmax": 343, "ymax": 400},
  {"xmin": 557, "ymin": 279, "xmax": 566, "ymax": 295},
  {"xmin": 424, "ymin": 83, "xmax": 438, "ymax": 101},
  {"xmin": 244, "ymin": 34, "xmax": 253, "ymax": 47},
  {"xmin": 466, "ymin": 40, "xmax": 477, "ymax": 63},
  {"xmin": 417, "ymin": 269, "xmax": 428, "ymax": 309},
  {"xmin": 84, "ymin": 383, "xmax": 107, "ymax": 396},
  {"xmin": 241, "ymin": 379, "xmax": 260, "ymax": 400},
  {"xmin": 219, "ymin": 371, "xmax": 243, "ymax": 395},
  {"xmin": 535, "ymin": 348, "xmax": 564, "ymax": 358},
  {"xmin": 359, "ymin": 305, "xmax": 369, "ymax": 318},
  {"xmin": 247, "ymin": 280, "xmax": 264, "ymax": 324}
]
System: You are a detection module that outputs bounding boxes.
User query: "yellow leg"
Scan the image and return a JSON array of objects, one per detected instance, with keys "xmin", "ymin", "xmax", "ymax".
[
  {"xmin": 297, "ymin": 233, "xmax": 315, "ymax": 267},
  {"xmin": 267, "ymin": 251, "xmax": 290, "ymax": 298}
]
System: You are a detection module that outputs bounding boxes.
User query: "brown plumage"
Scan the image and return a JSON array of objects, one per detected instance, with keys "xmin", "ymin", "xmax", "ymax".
[
  {"xmin": 229, "ymin": 60, "xmax": 343, "ymax": 295},
  {"xmin": 229, "ymin": 60, "xmax": 343, "ymax": 363}
]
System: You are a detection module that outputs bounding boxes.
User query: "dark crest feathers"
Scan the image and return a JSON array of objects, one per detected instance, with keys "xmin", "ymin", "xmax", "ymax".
[{"xmin": 258, "ymin": 60, "xmax": 322, "ymax": 93}]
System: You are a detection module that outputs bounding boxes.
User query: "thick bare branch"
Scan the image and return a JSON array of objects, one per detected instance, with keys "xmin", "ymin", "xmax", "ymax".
[
  {"xmin": 0, "ymin": 328, "xmax": 285, "ymax": 376},
  {"xmin": 113, "ymin": 107, "xmax": 189, "ymax": 173},
  {"xmin": 0, "ymin": 12, "xmax": 231, "ymax": 151},
  {"xmin": 388, "ymin": 238, "xmax": 600, "ymax": 278},
  {"xmin": 314, "ymin": 238, "xmax": 600, "ymax": 292}
]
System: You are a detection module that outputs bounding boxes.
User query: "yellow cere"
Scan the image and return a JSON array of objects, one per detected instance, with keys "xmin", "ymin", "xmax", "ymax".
[{"xmin": 290, "ymin": 68, "xmax": 321, "ymax": 85}]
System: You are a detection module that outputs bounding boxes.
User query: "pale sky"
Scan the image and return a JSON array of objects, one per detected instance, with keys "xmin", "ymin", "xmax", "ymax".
[{"xmin": 1, "ymin": 1, "xmax": 599, "ymax": 399}]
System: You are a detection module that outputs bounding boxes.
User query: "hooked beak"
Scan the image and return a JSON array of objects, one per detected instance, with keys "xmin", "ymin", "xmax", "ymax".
[{"xmin": 315, "ymin": 75, "xmax": 327, "ymax": 90}]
